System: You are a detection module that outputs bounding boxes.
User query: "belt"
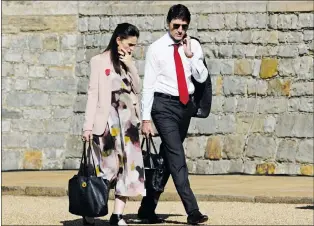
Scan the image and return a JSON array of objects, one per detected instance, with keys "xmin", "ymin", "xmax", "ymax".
[{"xmin": 154, "ymin": 92, "xmax": 193, "ymax": 101}]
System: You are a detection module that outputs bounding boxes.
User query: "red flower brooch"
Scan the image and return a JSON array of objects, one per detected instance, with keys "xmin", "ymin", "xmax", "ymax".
[{"xmin": 105, "ymin": 69, "xmax": 110, "ymax": 76}]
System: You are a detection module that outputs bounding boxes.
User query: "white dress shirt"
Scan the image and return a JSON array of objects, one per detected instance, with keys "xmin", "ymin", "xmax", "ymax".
[{"xmin": 141, "ymin": 32, "xmax": 208, "ymax": 120}]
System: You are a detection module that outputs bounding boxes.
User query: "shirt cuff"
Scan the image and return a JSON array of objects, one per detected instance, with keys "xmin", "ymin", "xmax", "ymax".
[{"xmin": 141, "ymin": 111, "xmax": 152, "ymax": 121}]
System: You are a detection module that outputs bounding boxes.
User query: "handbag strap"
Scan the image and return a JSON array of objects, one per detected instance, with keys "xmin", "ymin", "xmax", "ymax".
[
  {"xmin": 79, "ymin": 141, "xmax": 97, "ymax": 176},
  {"xmin": 148, "ymin": 134, "xmax": 158, "ymax": 155}
]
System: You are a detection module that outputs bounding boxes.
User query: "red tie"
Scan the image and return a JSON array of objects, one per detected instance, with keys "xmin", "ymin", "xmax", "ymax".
[{"xmin": 173, "ymin": 44, "xmax": 189, "ymax": 105}]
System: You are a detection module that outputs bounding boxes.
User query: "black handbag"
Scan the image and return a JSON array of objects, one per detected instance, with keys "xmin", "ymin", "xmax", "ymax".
[
  {"xmin": 141, "ymin": 135, "xmax": 165, "ymax": 192},
  {"xmin": 68, "ymin": 141, "xmax": 110, "ymax": 217},
  {"xmin": 191, "ymin": 36, "xmax": 213, "ymax": 118}
]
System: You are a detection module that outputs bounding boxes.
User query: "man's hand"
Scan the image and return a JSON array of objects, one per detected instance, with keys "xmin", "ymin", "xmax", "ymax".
[
  {"xmin": 183, "ymin": 35, "xmax": 193, "ymax": 58},
  {"xmin": 119, "ymin": 48, "xmax": 134, "ymax": 69},
  {"xmin": 141, "ymin": 120, "xmax": 155, "ymax": 136}
]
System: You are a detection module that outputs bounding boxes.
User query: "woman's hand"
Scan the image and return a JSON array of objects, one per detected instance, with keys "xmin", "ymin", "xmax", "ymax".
[
  {"xmin": 82, "ymin": 130, "xmax": 92, "ymax": 142},
  {"xmin": 118, "ymin": 48, "xmax": 134, "ymax": 69}
]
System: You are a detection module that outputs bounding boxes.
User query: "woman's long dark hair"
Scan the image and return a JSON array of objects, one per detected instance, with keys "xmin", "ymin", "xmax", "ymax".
[{"xmin": 105, "ymin": 23, "xmax": 140, "ymax": 74}]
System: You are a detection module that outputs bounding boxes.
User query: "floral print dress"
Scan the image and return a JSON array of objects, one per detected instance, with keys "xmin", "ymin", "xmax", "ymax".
[{"xmin": 91, "ymin": 69, "xmax": 146, "ymax": 197}]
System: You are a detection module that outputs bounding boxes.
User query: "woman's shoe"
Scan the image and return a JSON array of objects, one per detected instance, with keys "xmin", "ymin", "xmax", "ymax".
[
  {"xmin": 109, "ymin": 214, "xmax": 127, "ymax": 226},
  {"xmin": 83, "ymin": 216, "xmax": 95, "ymax": 226}
]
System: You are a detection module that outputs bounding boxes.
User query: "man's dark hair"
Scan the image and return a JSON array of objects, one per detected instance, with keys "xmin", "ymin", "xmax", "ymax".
[
  {"xmin": 166, "ymin": 4, "xmax": 191, "ymax": 24},
  {"xmin": 105, "ymin": 23, "xmax": 139, "ymax": 74}
]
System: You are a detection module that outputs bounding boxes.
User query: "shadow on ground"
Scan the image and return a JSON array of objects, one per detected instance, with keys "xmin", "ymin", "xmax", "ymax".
[
  {"xmin": 61, "ymin": 214, "xmax": 185, "ymax": 226},
  {"xmin": 296, "ymin": 205, "xmax": 314, "ymax": 210}
]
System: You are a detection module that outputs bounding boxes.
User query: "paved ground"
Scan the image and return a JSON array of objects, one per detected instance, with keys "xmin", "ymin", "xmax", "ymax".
[
  {"xmin": 2, "ymin": 195, "xmax": 314, "ymax": 225},
  {"xmin": 2, "ymin": 171, "xmax": 314, "ymax": 203}
]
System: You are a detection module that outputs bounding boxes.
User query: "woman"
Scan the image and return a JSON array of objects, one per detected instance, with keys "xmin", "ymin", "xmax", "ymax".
[{"xmin": 82, "ymin": 23, "xmax": 145, "ymax": 226}]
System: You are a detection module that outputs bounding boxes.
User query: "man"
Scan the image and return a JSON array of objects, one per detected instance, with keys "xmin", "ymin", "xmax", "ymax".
[{"xmin": 138, "ymin": 4, "xmax": 209, "ymax": 225}]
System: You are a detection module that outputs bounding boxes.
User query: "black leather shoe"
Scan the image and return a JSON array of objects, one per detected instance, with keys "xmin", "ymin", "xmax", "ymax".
[
  {"xmin": 187, "ymin": 211, "xmax": 208, "ymax": 225},
  {"xmin": 83, "ymin": 217, "xmax": 95, "ymax": 226},
  {"xmin": 110, "ymin": 214, "xmax": 125, "ymax": 225},
  {"xmin": 138, "ymin": 211, "xmax": 164, "ymax": 224}
]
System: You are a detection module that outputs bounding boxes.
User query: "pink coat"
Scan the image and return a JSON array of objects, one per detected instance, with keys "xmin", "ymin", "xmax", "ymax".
[{"xmin": 83, "ymin": 52, "xmax": 141, "ymax": 135}]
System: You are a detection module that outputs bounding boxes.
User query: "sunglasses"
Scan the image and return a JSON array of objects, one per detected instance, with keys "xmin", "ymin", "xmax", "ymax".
[{"xmin": 172, "ymin": 23, "xmax": 189, "ymax": 31}]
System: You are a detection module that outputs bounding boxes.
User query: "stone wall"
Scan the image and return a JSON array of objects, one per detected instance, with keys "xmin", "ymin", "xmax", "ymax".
[{"xmin": 2, "ymin": 1, "xmax": 314, "ymax": 176}]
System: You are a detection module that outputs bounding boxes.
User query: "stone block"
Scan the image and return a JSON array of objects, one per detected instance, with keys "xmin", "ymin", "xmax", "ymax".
[
  {"xmin": 269, "ymin": 14, "xmax": 278, "ymax": 29},
  {"xmin": 185, "ymin": 136, "xmax": 206, "ymax": 160},
  {"xmin": 296, "ymin": 140, "xmax": 313, "ymax": 164},
  {"xmin": 50, "ymin": 94, "xmax": 75, "ymax": 106},
  {"xmin": 29, "ymin": 134, "xmax": 66, "ymax": 149},
  {"xmin": 65, "ymin": 136, "xmax": 84, "ymax": 158},
  {"xmin": 44, "ymin": 120, "xmax": 70, "ymax": 133},
  {"xmin": 298, "ymin": 56, "xmax": 313, "ymax": 80},
  {"xmin": 275, "ymin": 163, "xmax": 298, "ymax": 175},
  {"xmin": 223, "ymin": 135, "xmax": 245, "ymax": 159},
  {"xmin": 12, "ymin": 119, "xmax": 44, "ymax": 132},
  {"xmin": 303, "ymin": 30, "xmax": 314, "ymax": 41},
  {"xmin": 223, "ymin": 97, "xmax": 237, "ymax": 113},
  {"xmin": 195, "ymin": 160, "xmax": 213, "ymax": 174},
  {"xmin": 6, "ymin": 93, "xmax": 49, "ymax": 107},
  {"xmin": 2, "ymin": 150, "xmax": 22, "ymax": 171},
  {"xmin": 213, "ymin": 160, "xmax": 230, "ymax": 174},
  {"xmin": 213, "ymin": 75, "xmax": 223, "ymax": 96},
  {"xmin": 61, "ymin": 34, "xmax": 77, "ymax": 50},
  {"xmin": 256, "ymin": 163, "xmax": 276, "ymax": 175},
  {"xmin": 229, "ymin": 159, "xmax": 244, "ymax": 173},
  {"xmin": 278, "ymin": 58, "xmax": 300, "ymax": 77},
  {"xmin": 2, "ymin": 120, "xmax": 11, "ymax": 132},
  {"xmin": 70, "ymin": 114, "xmax": 85, "ymax": 135},
  {"xmin": 246, "ymin": 135, "xmax": 277, "ymax": 159},
  {"xmin": 275, "ymin": 113, "xmax": 313, "ymax": 138},
  {"xmin": 224, "ymin": 14, "xmax": 237, "ymax": 29},
  {"xmin": 23, "ymin": 109, "xmax": 51, "ymax": 119},
  {"xmin": 189, "ymin": 115, "xmax": 218, "ymax": 135},
  {"xmin": 234, "ymin": 59, "xmax": 253, "ymax": 75},
  {"xmin": 77, "ymin": 78, "xmax": 89, "ymax": 94},
  {"xmin": 278, "ymin": 45, "xmax": 299, "ymax": 58},
  {"xmin": 298, "ymin": 13, "xmax": 314, "ymax": 28},
  {"xmin": 23, "ymin": 151, "xmax": 43, "ymax": 169},
  {"xmin": 299, "ymin": 98, "xmax": 314, "ymax": 112},
  {"xmin": 228, "ymin": 31, "xmax": 242, "ymax": 43},
  {"xmin": 252, "ymin": 31, "xmax": 278, "ymax": 44},
  {"xmin": 100, "ymin": 17, "xmax": 110, "ymax": 31},
  {"xmin": 259, "ymin": 58, "xmax": 278, "ymax": 79},
  {"xmin": 216, "ymin": 115, "xmax": 236, "ymax": 133},
  {"xmin": 39, "ymin": 52, "xmax": 63, "ymax": 65},
  {"xmin": 236, "ymin": 113, "xmax": 264, "ymax": 134},
  {"xmin": 42, "ymin": 160, "xmax": 63, "ymax": 170},
  {"xmin": 206, "ymin": 59, "xmax": 221, "ymax": 75},
  {"xmin": 211, "ymin": 96, "xmax": 224, "ymax": 113},
  {"xmin": 43, "ymin": 34, "xmax": 59, "ymax": 51},
  {"xmin": 219, "ymin": 45, "xmax": 233, "ymax": 58},
  {"xmin": 247, "ymin": 79, "xmax": 268, "ymax": 95},
  {"xmin": 268, "ymin": 1, "xmax": 314, "ymax": 12},
  {"xmin": 2, "ymin": 109, "xmax": 23, "ymax": 119},
  {"xmin": 52, "ymin": 108, "xmax": 73, "ymax": 119},
  {"xmin": 22, "ymin": 51, "xmax": 40, "ymax": 64},
  {"xmin": 267, "ymin": 79, "xmax": 291, "ymax": 96},
  {"xmin": 240, "ymin": 31, "xmax": 252, "ymax": 43},
  {"xmin": 31, "ymin": 79, "xmax": 77, "ymax": 92},
  {"xmin": 48, "ymin": 66, "xmax": 73, "ymax": 78},
  {"xmin": 220, "ymin": 60, "xmax": 234, "ymax": 75},
  {"xmin": 15, "ymin": 79, "xmax": 28, "ymax": 90},
  {"xmin": 186, "ymin": 160, "xmax": 196, "ymax": 174},
  {"xmin": 223, "ymin": 76, "xmax": 247, "ymax": 95},
  {"xmin": 208, "ymin": 14, "xmax": 225, "ymax": 29},
  {"xmin": 278, "ymin": 32, "xmax": 303, "ymax": 43},
  {"xmin": 4, "ymin": 49, "xmax": 23, "ymax": 62},
  {"xmin": 29, "ymin": 66, "xmax": 46, "ymax": 78},
  {"xmin": 300, "ymin": 165, "xmax": 313, "ymax": 176},
  {"xmin": 13, "ymin": 64, "xmax": 28, "ymax": 78},
  {"xmin": 2, "ymin": 62, "xmax": 14, "ymax": 77},
  {"xmin": 264, "ymin": 115, "xmax": 276, "ymax": 133},
  {"xmin": 2, "ymin": 132, "xmax": 28, "ymax": 148},
  {"xmin": 290, "ymin": 82, "xmax": 314, "ymax": 97},
  {"xmin": 78, "ymin": 17, "xmax": 88, "ymax": 32},
  {"xmin": 277, "ymin": 14, "xmax": 298, "ymax": 29},
  {"xmin": 198, "ymin": 14, "xmax": 208, "ymax": 29},
  {"xmin": 276, "ymin": 139, "xmax": 297, "ymax": 162},
  {"xmin": 204, "ymin": 136, "xmax": 223, "ymax": 160},
  {"xmin": 3, "ymin": 15, "xmax": 77, "ymax": 34},
  {"xmin": 243, "ymin": 160, "xmax": 262, "ymax": 174},
  {"xmin": 28, "ymin": 35, "xmax": 43, "ymax": 49},
  {"xmin": 259, "ymin": 98, "xmax": 287, "ymax": 113},
  {"xmin": 236, "ymin": 98, "xmax": 258, "ymax": 113},
  {"xmin": 63, "ymin": 158, "xmax": 81, "ymax": 170},
  {"xmin": 88, "ymin": 17, "xmax": 100, "ymax": 31}
]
